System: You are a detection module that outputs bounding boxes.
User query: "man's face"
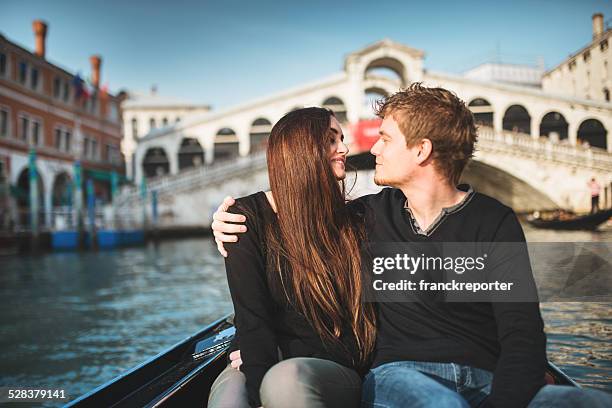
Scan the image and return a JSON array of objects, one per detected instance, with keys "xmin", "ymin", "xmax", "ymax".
[{"xmin": 370, "ymin": 115, "xmax": 420, "ymax": 187}]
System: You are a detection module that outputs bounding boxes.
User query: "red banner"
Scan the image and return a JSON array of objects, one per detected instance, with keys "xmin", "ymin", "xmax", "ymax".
[{"xmin": 352, "ymin": 119, "xmax": 382, "ymax": 151}]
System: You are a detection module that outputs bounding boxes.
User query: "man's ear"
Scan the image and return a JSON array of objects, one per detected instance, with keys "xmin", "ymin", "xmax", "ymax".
[{"xmin": 416, "ymin": 139, "xmax": 433, "ymax": 164}]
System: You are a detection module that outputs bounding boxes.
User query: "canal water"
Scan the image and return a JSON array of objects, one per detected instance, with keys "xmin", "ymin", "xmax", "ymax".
[{"xmin": 0, "ymin": 226, "xmax": 610, "ymax": 406}]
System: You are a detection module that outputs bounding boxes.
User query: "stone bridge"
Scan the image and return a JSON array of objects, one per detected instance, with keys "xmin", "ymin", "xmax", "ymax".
[{"xmin": 115, "ymin": 126, "xmax": 612, "ymax": 228}]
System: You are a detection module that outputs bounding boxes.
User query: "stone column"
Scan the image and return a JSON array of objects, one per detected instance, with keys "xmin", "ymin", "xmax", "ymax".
[
  {"xmin": 134, "ymin": 148, "xmax": 143, "ymax": 184},
  {"xmin": 493, "ymin": 106, "xmax": 504, "ymax": 134},
  {"xmin": 43, "ymin": 169, "xmax": 53, "ymax": 229},
  {"xmin": 168, "ymin": 142, "xmax": 179, "ymax": 175},
  {"xmin": 567, "ymin": 121, "xmax": 578, "ymax": 146}
]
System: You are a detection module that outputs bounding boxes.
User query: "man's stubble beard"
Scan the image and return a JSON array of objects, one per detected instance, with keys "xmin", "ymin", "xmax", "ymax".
[
  {"xmin": 374, "ymin": 169, "xmax": 393, "ymax": 187},
  {"xmin": 374, "ymin": 168, "xmax": 410, "ymax": 188}
]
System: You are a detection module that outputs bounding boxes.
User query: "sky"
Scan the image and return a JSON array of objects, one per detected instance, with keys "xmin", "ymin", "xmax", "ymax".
[{"xmin": 2, "ymin": 0, "xmax": 611, "ymax": 109}]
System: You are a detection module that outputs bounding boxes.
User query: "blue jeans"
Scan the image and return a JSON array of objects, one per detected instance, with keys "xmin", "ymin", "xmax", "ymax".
[
  {"xmin": 361, "ymin": 361, "xmax": 612, "ymax": 408},
  {"xmin": 362, "ymin": 361, "xmax": 492, "ymax": 408}
]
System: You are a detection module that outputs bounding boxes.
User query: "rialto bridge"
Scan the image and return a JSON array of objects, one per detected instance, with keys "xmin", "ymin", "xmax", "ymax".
[{"xmin": 125, "ymin": 39, "xmax": 612, "ymax": 223}]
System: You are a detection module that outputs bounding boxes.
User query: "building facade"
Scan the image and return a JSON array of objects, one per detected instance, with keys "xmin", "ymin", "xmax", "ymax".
[
  {"xmin": 542, "ymin": 13, "xmax": 611, "ymax": 102},
  {"xmin": 0, "ymin": 20, "xmax": 124, "ymax": 230},
  {"xmin": 121, "ymin": 88, "xmax": 210, "ymax": 180},
  {"xmin": 464, "ymin": 62, "xmax": 544, "ymax": 87}
]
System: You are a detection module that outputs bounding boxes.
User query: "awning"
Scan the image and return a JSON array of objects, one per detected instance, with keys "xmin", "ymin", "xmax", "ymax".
[{"xmin": 84, "ymin": 169, "xmax": 128, "ymax": 184}]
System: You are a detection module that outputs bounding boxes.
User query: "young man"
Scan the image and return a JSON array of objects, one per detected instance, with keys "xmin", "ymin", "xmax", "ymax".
[{"xmin": 212, "ymin": 84, "xmax": 611, "ymax": 407}]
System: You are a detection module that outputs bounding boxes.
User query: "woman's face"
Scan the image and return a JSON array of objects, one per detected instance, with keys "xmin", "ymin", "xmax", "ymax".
[{"xmin": 328, "ymin": 116, "xmax": 348, "ymax": 180}]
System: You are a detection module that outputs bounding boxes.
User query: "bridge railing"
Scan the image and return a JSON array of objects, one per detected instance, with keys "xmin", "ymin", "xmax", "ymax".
[
  {"xmin": 476, "ymin": 126, "xmax": 612, "ymax": 172},
  {"xmin": 116, "ymin": 151, "xmax": 268, "ymax": 207}
]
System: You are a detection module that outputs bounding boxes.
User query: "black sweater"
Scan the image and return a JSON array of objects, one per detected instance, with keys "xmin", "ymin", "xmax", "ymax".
[
  {"xmin": 224, "ymin": 191, "xmax": 362, "ymax": 407},
  {"xmin": 356, "ymin": 187, "xmax": 547, "ymax": 408}
]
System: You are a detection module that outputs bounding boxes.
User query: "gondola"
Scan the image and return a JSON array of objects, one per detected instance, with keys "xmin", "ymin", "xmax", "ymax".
[
  {"xmin": 526, "ymin": 208, "xmax": 612, "ymax": 231},
  {"xmin": 66, "ymin": 313, "xmax": 580, "ymax": 408}
]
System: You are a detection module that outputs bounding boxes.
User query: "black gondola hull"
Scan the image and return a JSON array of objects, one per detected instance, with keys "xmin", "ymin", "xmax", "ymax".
[
  {"xmin": 527, "ymin": 209, "xmax": 612, "ymax": 231},
  {"xmin": 66, "ymin": 314, "xmax": 579, "ymax": 407}
]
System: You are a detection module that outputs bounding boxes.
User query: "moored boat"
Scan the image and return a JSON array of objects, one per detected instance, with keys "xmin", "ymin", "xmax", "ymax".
[
  {"xmin": 66, "ymin": 314, "xmax": 580, "ymax": 407},
  {"xmin": 526, "ymin": 208, "xmax": 612, "ymax": 231}
]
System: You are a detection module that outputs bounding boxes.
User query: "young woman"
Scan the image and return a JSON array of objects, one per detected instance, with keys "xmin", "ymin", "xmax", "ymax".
[{"xmin": 207, "ymin": 108, "xmax": 376, "ymax": 408}]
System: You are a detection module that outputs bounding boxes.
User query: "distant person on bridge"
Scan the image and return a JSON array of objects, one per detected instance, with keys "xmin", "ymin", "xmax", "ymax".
[
  {"xmin": 212, "ymin": 84, "xmax": 612, "ymax": 408},
  {"xmin": 588, "ymin": 177, "xmax": 601, "ymax": 213}
]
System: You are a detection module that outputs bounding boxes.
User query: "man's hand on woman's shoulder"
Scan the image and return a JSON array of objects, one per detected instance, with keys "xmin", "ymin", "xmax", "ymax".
[{"xmin": 212, "ymin": 196, "xmax": 248, "ymax": 257}]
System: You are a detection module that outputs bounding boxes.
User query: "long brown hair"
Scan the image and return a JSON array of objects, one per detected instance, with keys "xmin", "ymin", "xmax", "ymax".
[{"xmin": 265, "ymin": 107, "xmax": 376, "ymax": 365}]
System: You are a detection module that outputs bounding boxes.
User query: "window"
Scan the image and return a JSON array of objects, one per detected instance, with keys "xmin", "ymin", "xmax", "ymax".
[
  {"xmin": 131, "ymin": 118, "xmax": 138, "ymax": 138},
  {"xmin": 149, "ymin": 117, "xmax": 156, "ymax": 130},
  {"xmin": 65, "ymin": 131, "xmax": 71, "ymax": 152},
  {"xmin": 601, "ymin": 40, "xmax": 609, "ymax": 52},
  {"xmin": 604, "ymin": 88, "xmax": 610, "ymax": 102},
  {"xmin": 30, "ymin": 67, "xmax": 39, "ymax": 90},
  {"xmin": 54, "ymin": 128, "xmax": 62, "ymax": 149},
  {"xmin": 106, "ymin": 144, "xmax": 120, "ymax": 165},
  {"xmin": 53, "ymin": 77, "xmax": 61, "ymax": 98},
  {"xmin": 162, "ymin": 117, "xmax": 168, "ymax": 126},
  {"xmin": 31, "ymin": 120, "xmax": 41, "ymax": 146},
  {"xmin": 583, "ymin": 51, "xmax": 591, "ymax": 63},
  {"xmin": 105, "ymin": 144, "xmax": 119, "ymax": 164},
  {"xmin": 83, "ymin": 136, "xmax": 99, "ymax": 160},
  {"xmin": 55, "ymin": 127, "xmax": 73, "ymax": 153},
  {"xmin": 175, "ymin": 117, "xmax": 181, "ymax": 123},
  {"xmin": 20, "ymin": 115, "xmax": 29, "ymax": 141},
  {"xmin": 568, "ymin": 60, "xmax": 576, "ymax": 71},
  {"xmin": 91, "ymin": 138, "xmax": 98, "ymax": 160},
  {"xmin": 0, "ymin": 108, "xmax": 9, "ymax": 137},
  {"xmin": 18, "ymin": 61, "xmax": 28, "ymax": 84},
  {"xmin": 83, "ymin": 137, "xmax": 90, "ymax": 158},
  {"xmin": 0, "ymin": 52, "xmax": 7, "ymax": 77},
  {"xmin": 62, "ymin": 82, "xmax": 70, "ymax": 102}
]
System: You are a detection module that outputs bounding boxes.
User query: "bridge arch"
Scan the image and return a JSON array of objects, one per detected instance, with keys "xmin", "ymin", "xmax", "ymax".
[
  {"xmin": 461, "ymin": 160, "xmax": 558, "ymax": 211},
  {"xmin": 502, "ymin": 104, "xmax": 531, "ymax": 134},
  {"xmin": 143, "ymin": 147, "xmax": 170, "ymax": 178},
  {"xmin": 15, "ymin": 166, "xmax": 45, "ymax": 227},
  {"xmin": 364, "ymin": 57, "xmax": 406, "ymax": 86},
  {"xmin": 322, "ymin": 96, "xmax": 348, "ymax": 123},
  {"xmin": 52, "ymin": 171, "xmax": 72, "ymax": 207},
  {"xmin": 539, "ymin": 111, "xmax": 568, "ymax": 141},
  {"xmin": 577, "ymin": 118, "xmax": 608, "ymax": 149},
  {"xmin": 249, "ymin": 118, "xmax": 272, "ymax": 153},
  {"xmin": 214, "ymin": 127, "xmax": 240, "ymax": 162},
  {"xmin": 178, "ymin": 138, "xmax": 204, "ymax": 170},
  {"xmin": 363, "ymin": 88, "xmax": 389, "ymax": 119},
  {"xmin": 468, "ymin": 97, "xmax": 494, "ymax": 127}
]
